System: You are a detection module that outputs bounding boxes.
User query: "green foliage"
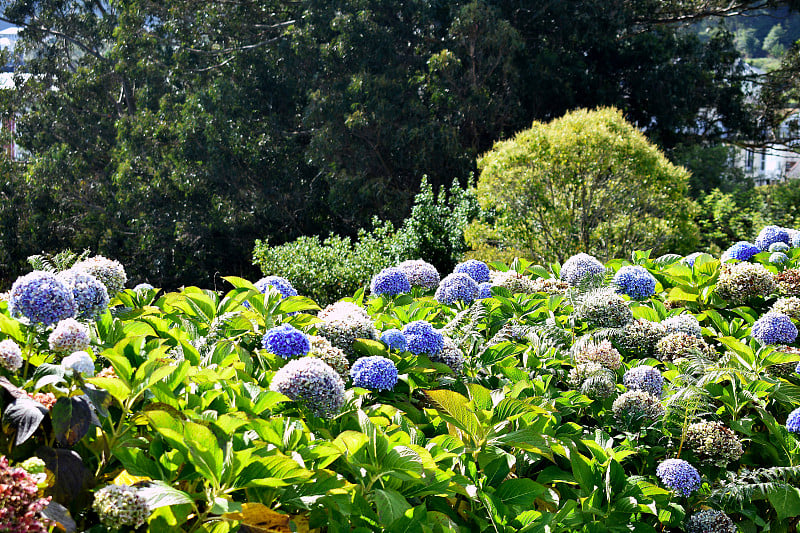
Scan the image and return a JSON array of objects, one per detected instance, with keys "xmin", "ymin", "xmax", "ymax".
[{"xmin": 467, "ymin": 107, "xmax": 700, "ymax": 264}]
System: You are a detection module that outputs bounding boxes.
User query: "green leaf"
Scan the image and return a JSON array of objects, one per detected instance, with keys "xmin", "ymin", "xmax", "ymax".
[
  {"xmin": 0, "ymin": 313, "xmax": 25, "ymax": 342},
  {"xmin": 352, "ymin": 339, "xmax": 390, "ymax": 358},
  {"xmin": 768, "ymin": 485, "xmax": 800, "ymax": 520},
  {"xmin": 425, "ymin": 389, "xmax": 484, "ymax": 442},
  {"xmin": 2, "ymin": 398, "xmax": 47, "ymax": 445},
  {"xmin": 138, "ymin": 481, "xmax": 195, "ymax": 510},
  {"xmin": 86, "ymin": 377, "xmax": 131, "ymax": 405},
  {"xmin": 496, "ymin": 478, "xmax": 546, "ymax": 508},
  {"xmin": 277, "ymin": 296, "xmax": 321, "ymax": 314},
  {"xmin": 372, "ymin": 489, "xmax": 411, "ymax": 525}
]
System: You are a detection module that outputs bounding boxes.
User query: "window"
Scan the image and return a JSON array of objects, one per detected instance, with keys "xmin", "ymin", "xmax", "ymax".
[{"xmin": 745, "ymin": 150, "xmax": 754, "ymax": 171}]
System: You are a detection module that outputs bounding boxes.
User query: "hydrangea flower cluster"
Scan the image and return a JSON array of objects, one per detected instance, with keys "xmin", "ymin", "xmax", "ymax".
[
  {"xmin": 613, "ymin": 265, "xmax": 657, "ymax": 300},
  {"xmin": 133, "ymin": 283, "xmax": 154, "ymax": 291},
  {"xmin": 530, "ymin": 277, "xmax": 570, "ymax": 295},
  {"xmin": 569, "ymin": 362, "xmax": 616, "ymax": 399},
  {"xmin": 262, "ymin": 324, "xmax": 311, "ymax": 359},
  {"xmin": 772, "ymin": 297, "xmax": 800, "ymax": 320},
  {"xmin": 316, "ymin": 302, "xmax": 378, "ymax": 357},
  {"xmin": 715, "ymin": 262, "xmax": 776, "ymax": 303},
  {"xmin": 350, "ymin": 356, "xmax": 398, "ymax": 391},
  {"xmin": 255, "ymin": 276, "xmax": 298, "ymax": 299},
  {"xmin": 685, "ymin": 421, "xmax": 744, "ymax": 465},
  {"xmin": 573, "ymin": 340, "xmax": 621, "ymax": 370},
  {"xmin": 478, "ymin": 282, "xmax": 493, "ymax": 299},
  {"xmin": 308, "ymin": 335, "xmax": 350, "ymax": 379},
  {"xmin": 48, "ymin": 318, "xmax": 91, "ymax": 353},
  {"xmin": 662, "ymin": 314, "xmax": 702, "ymax": 339},
  {"xmin": 683, "ymin": 252, "xmax": 704, "ymax": 268},
  {"xmin": 614, "ymin": 319, "xmax": 668, "ymax": 358},
  {"xmin": 574, "ymin": 288, "xmax": 633, "ymax": 328},
  {"xmin": 428, "ymin": 337, "xmax": 465, "ymax": 374},
  {"xmin": 28, "ymin": 392, "xmax": 56, "ymax": 410},
  {"xmin": 435, "ymin": 273, "xmax": 479, "ymax": 305},
  {"xmin": 794, "ymin": 231, "xmax": 800, "ymax": 248},
  {"xmin": 685, "ymin": 509, "xmax": 737, "ymax": 533},
  {"xmin": 488, "ymin": 270, "xmax": 538, "ymax": 294},
  {"xmin": 453, "ymin": 259, "xmax": 491, "ymax": 283},
  {"xmin": 776, "ymin": 269, "xmax": 800, "ymax": 296},
  {"xmin": 655, "ymin": 332, "xmax": 715, "ymax": 363},
  {"xmin": 0, "ymin": 339, "xmax": 22, "ymax": 372},
  {"xmin": 612, "ymin": 390, "xmax": 665, "ymax": 427},
  {"xmin": 770, "ymin": 252, "xmax": 789, "ymax": 264},
  {"xmin": 396, "ymin": 259, "xmax": 440, "ymax": 290},
  {"xmin": 0, "ymin": 456, "xmax": 51, "ymax": 532},
  {"xmin": 770, "ymin": 241, "xmax": 790, "ymax": 253},
  {"xmin": 623, "ymin": 365, "xmax": 664, "ymax": 398},
  {"xmin": 58, "ymin": 269, "xmax": 109, "ymax": 320},
  {"xmin": 655, "ymin": 458, "xmax": 701, "ymax": 497},
  {"xmin": 9, "ymin": 271, "xmax": 76, "ymax": 326},
  {"xmin": 380, "ymin": 329, "xmax": 408, "ymax": 352},
  {"xmin": 62, "ymin": 351, "xmax": 95, "ymax": 377},
  {"xmin": 751, "ymin": 312, "xmax": 798, "ymax": 345},
  {"xmin": 18, "ymin": 457, "xmax": 47, "ymax": 489},
  {"xmin": 721, "ymin": 241, "xmax": 760, "ymax": 262},
  {"xmin": 755, "ymin": 225, "xmax": 790, "ymax": 251},
  {"xmin": 786, "ymin": 407, "xmax": 800, "ymax": 433},
  {"xmin": 401, "ymin": 321, "xmax": 444, "ymax": 356},
  {"xmin": 270, "ymin": 357, "xmax": 345, "ymax": 417},
  {"xmin": 73, "ymin": 255, "xmax": 127, "ymax": 296},
  {"xmin": 92, "ymin": 484, "xmax": 149, "ymax": 529},
  {"xmin": 560, "ymin": 253, "xmax": 606, "ymax": 287},
  {"xmin": 370, "ymin": 267, "xmax": 411, "ymax": 297}
]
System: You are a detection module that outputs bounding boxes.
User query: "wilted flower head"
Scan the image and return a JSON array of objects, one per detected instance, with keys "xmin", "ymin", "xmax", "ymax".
[
  {"xmin": 262, "ymin": 324, "xmax": 311, "ymax": 359},
  {"xmin": 715, "ymin": 262, "xmax": 776, "ymax": 303},
  {"xmin": 370, "ymin": 267, "xmax": 411, "ymax": 297},
  {"xmin": 435, "ymin": 273, "xmax": 479, "ymax": 305},
  {"xmin": 662, "ymin": 314, "xmax": 702, "ymax": 339},
  {"xmin": 255, "ymin": 276, "xmax": 298, "ymax": 299},
  {"xmin": 58, "ymin": 269, "xmax": 109, "ymax": 320},
  {"xmin": 685, "ymin": 421, "xmax": 744, "ymax": 465},
  {"xmin": 428, "ymin": 337, "xmax": 465, "ymax": 374},
  {"xmin": 453, "ymin": 259, "xmax": 491, "ymax": 283},
  {"xmin": 770, "ymin": 241, "xmax": 790, "ymax": 253},
  {"xmin": 316, "ymin": 302, "xmax": 378, "ymax": 357},
  {"xmin": 569, "ymin": 362, "xmax": 616, "ymax": 399},
  {"xmin": 772, "ymin": 297, "xmax": 800, "ymax": 320},
  {"xmin": 623, "ymin": 365, "xmax": 664, "ymax": 398},
  {"xmin": 656, "ymin": 332, "xmax": 715, "ymax": 363},
  {"xmin": 396, "ymin": 259, "xmax": 440, "ymax": 290},
  {"xmin": 656, "ymin": 458, "xmax": 701, "ymax": 497},
  {"xmin": 721, "ymin": 241, "xmax": 760, "ymax": 262},
  {"xmin": 9, "ymin": 271, "xmax": 76, "ymax": 326},
  {"xmin": 270, "ymin": 357, "xmax": 345, "ymax": 417},
  {"xmin": 401, "ymin": 320, "xmax": 444, "ymax": 356},
  {"xmin": 574, "ymin": 288, "xmax": 633, "ymax": 329},
  {"xmin": 489, "ymin": 270, "xmax": 538, "ymax": 294},
  {"xmin": 92, "ymin": 484, "xmax": 149, "ymax": 529},
  {"xmin": 614, "ymin": 319, "xmax": 668, "ymax": 358},
  {"xmin": 0, "ymin": 456, "xmax": 51, "ymax": 532},
  {"xmin": 380, "ymin": 329, "xmax": 407, "ymax": 352},
  {"xmin": 48, "ymin": 318, "xmax": 91, "ymax": 353},
  {"xmin": 612, "ymin": 390, "xmax": 664, "ymax": 428},
  {"xmin": 751, "ymin": 312, "xmax": 798, "ymax": 345},
  {"xmin": 686, "ymin": 509, "xmax": 736, "ymax": 533},
  {"xmin": 307, "ymin": 335, "xmax": 350, "ymax": 378},
  {"xmin": 530, "ymin": 277, "xmax": 570, "ymax": 295},
  {"xmin": 614, "ymin": 265, "xmax": 657, "ymax": 300},
  {"xmin": 756, "ymin": 225, "xmax": 790, "ymax": 251},
  {"xmin": 73, "ymin": 256, "xmax": 127, "ymax": 296},
  {"xmin": 478, "ymin": 282, "xmax": 493, "ymax": 299},
  {"xmin": 776, "ymin": 269, "xmax": 800, "ymax": 296},
  {"xmin": 350, "ymin": 356, "xmax": 398, "ymax": 391},
  {"xmin": 62, "ymin": 351, "xmax": 95, "ymax": 377},
  {"xmin": 560, "ymin": 253, "xmax": 606, "ymax": 287},
  {"xmin": 574, "ymin": 340, "xmax": 621, "ymax": 370},
  {"xmin": 0, "ymin": 339, "xmax": 22, "ymax": 372}
]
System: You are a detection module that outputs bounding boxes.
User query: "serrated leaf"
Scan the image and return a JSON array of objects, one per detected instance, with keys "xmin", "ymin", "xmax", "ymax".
[
  {"xmin": 425, "ymin": 389, "xmax": 484, "ymax": 443},
  {"xmin": 373, "ymin": 489, "xmax": 411, "ymax": 525},
  {"xmin": 3, "ymin": 397, "xmax": 48, "ymax": 445},
  {"xmin": 138, "ymin": 480, "xmax": 195, "ymax": 510}
]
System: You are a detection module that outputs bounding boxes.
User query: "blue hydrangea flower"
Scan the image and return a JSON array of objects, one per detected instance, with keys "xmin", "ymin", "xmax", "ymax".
[
  {"xmin": 401, "ymin": 320, "xmax": 444, "ymax": 356},
  {"xmin": 380, "ymin": 329, "xmax": 408, "ymax": 352},
  {"xmin": 73, "ymin": 256, "xmax": 127, "ymax": 296},
  {"xmin": 453, "ymin": 260, "xmax": 491, "ymax": 283},
  {"xmin": 770, "ymin": 242, "xmax": 790, "ymax": 253},
  {"xmin": 270, "ymin": 357, "xmax": 345, "ymax": 417},
  {"xmin": 255, "ymin": 276, "xmax": 298, "ymax": 299},
  {"xmin": 787, "ymin": 407, "xmax": 800, "ymax": 433},
  {"xmin": 397, "ymin": 260, "xmax": 440, "ymax": 290},
  {"xmin": 0, "ymin": 339, "xmax": 22, "ymax": 372},
  {"xmin": 751, "ymin": 312, "xmax": 798, "ymax": 345},
  {"xmin": 262, "ymin": 324, "xmax": 311, "ymax": 359},
  {"xmin": 683, "ymin": 252, "xmax": 703, "ymax": 268},
  {"xmin": 478, "ymin": 282, "xmax": 493, "ymax": 299},
  {"xmin": 613, "ymin": 265, "xmax": 657, "ymax": 300},
  {"xmin": 656, "ymin": 458, "xmax": 701, "ymax": 497},
  {"xmin": 756, "ymin": 225, "xmax": 790, "ymax": 251},
  {"xmin": 721, "ymin": 241, "xmax": 760, "ymax": 262},
  {"xmin": 560, "ymin": 253, "xmax": 607, "ymax": 287},
  {"xmin": 62, "ymin": 351, "xmax": 95, "ymax": 377},
  {"xmin": 370, "ymin": 267, "xmax": 411, "ymax": 297},
  {"xmin": 435, "ymin": 273, "xmax": 479, "ymax": 305},
  {"xmin": 133, "ymin": 283, "xmax": 154, "ymax": 291},
  {"xmin": 58, "ymin": 269, "xmax": 109, "ymax": 320},
  {"xmin": 770, "ymin": 252, "xmax": 789, "ymax": 264},
  {"xmin": 623, "ymin": 365, "xmax": 664, "ymax": 398},
  {"xmin": 350, "ymin": 356, "xmax": 398, "ymax": 391},
  {"xmin": 9, "ymin": 271, "xmax": 76, "ymax": 326}
]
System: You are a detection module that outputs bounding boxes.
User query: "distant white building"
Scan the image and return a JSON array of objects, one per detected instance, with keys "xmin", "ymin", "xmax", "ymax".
[
  {"xmin": 0, "ymin": 27, "xmax": 19, "ymax": 53},
  {"xmin": 735, "ymin": 111, "xmax": 800, "ymax": 186}
]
